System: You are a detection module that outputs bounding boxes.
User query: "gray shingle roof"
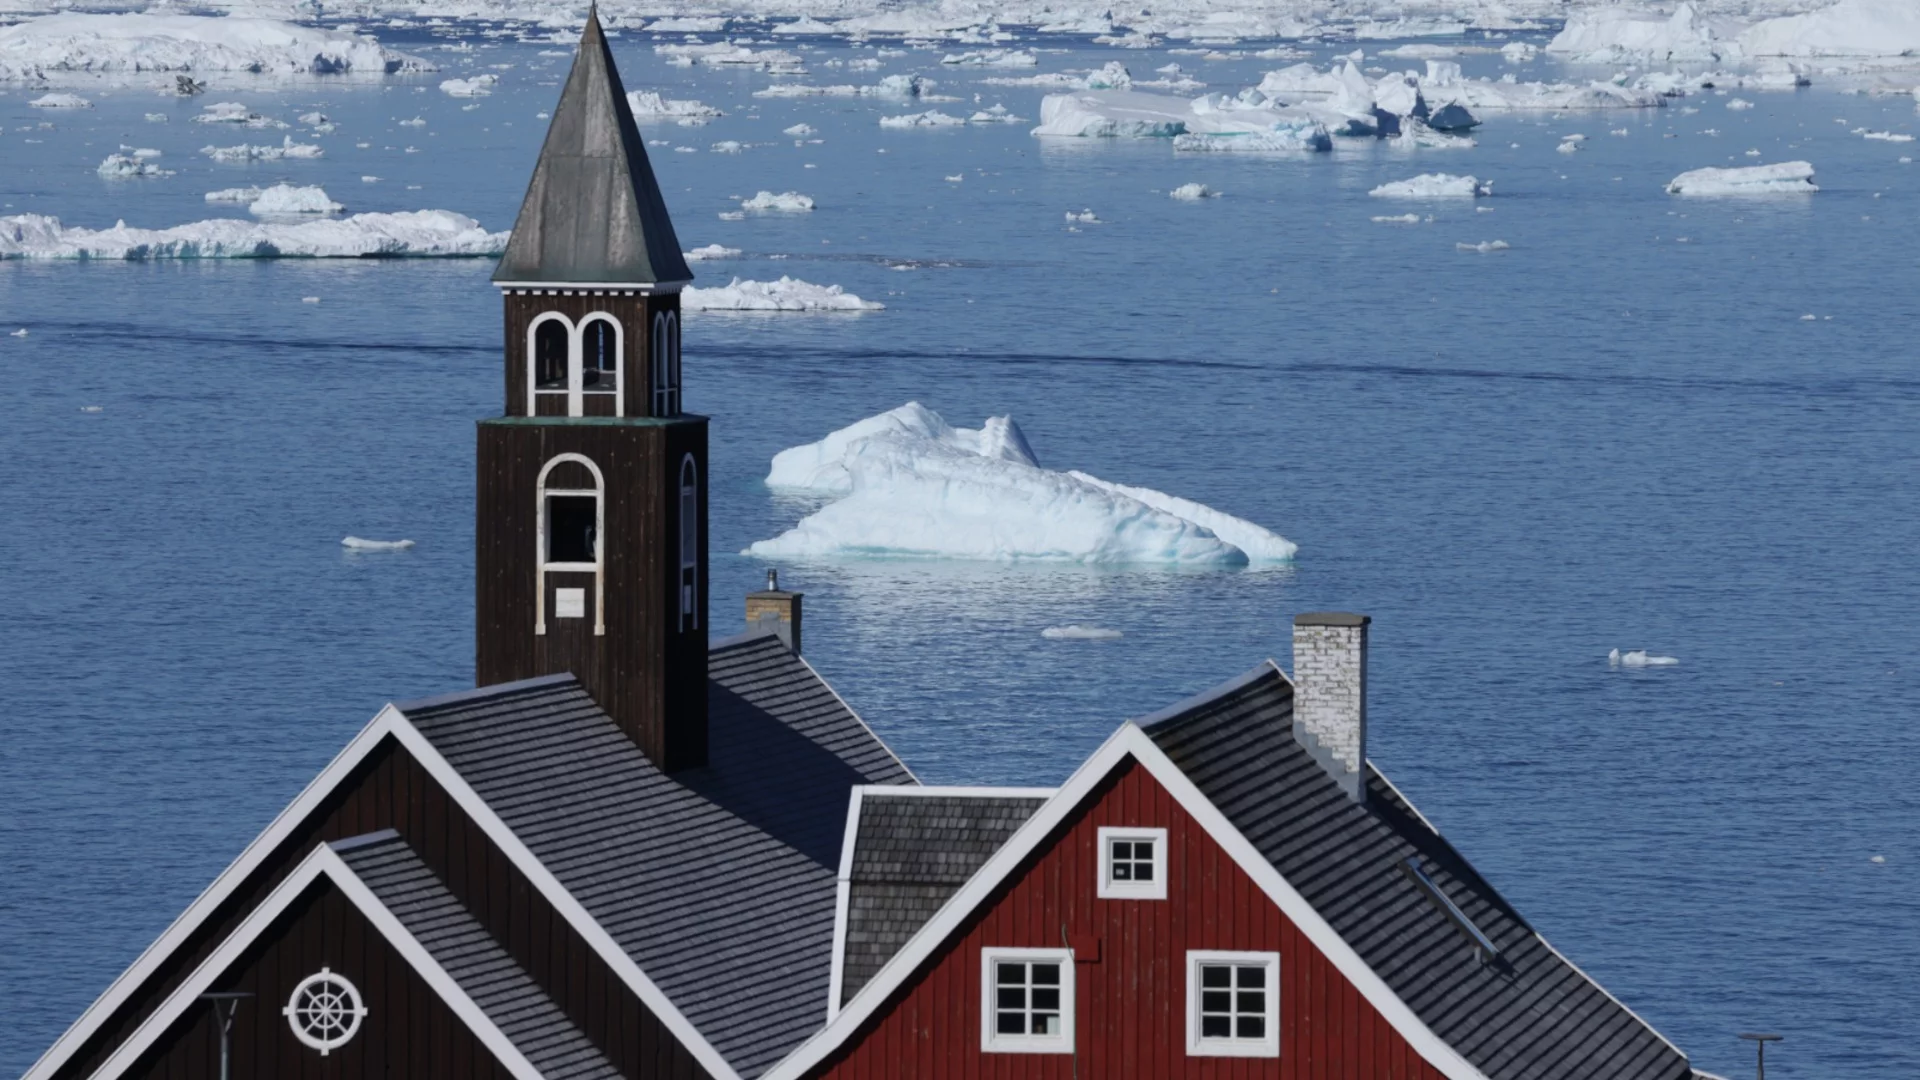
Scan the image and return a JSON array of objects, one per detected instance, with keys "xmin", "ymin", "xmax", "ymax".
[
  {"xmin": 395, "ymin": 635, "xmax": 911, "ymax": 1077},
  {"xmin": 1141, "ymin": 664, "xmax": 1692, "ymax": 1080},
  {"xmin": 332, "ymin": 831, "xmax": 623, "ymax": 1080},
  {"xmin": 840, "ymin": 792, "xmax": 1046, "ymax": 1004},
  {"xmin": 492, "ymin": 9, "xmax": 692, "ymax": 286}
]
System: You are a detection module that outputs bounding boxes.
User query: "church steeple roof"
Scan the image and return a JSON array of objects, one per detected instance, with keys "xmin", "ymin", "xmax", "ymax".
[{"xmin": 493, "ymin": 9, "xmax": 692, "ymax": 287}]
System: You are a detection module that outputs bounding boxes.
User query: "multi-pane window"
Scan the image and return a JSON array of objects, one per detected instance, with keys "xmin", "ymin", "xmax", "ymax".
[
  {"xmin": 581, "ymin": 317, "xmax": 617, "ymax": 393},
  {"xmin": 678, "ymin": 455, "xmax": 698, "ymax": 631},
  {"xmin": 1186, "ymin": 951, "xmax": 1280, "ymax": 1057},
  {"xmin": 979, "ymin": 949, "xmax": 1073, "ymax": 1053},
  {"xmin": 651, "ymin": 311, "xmax": 681, "ymax": 417},
  {"xmin": 1097, "ymin": 827, "xmax": 1167, "ymax": 900},
  {"xmin": 533, "ymin": 319, "xmax": 568, "ymax": 390}
]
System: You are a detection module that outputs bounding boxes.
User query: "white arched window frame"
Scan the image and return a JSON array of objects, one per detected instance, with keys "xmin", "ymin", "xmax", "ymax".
[
  {"xmin": 678, "ymin": 453, "xmax": 698, "ymax": 631},
  {"xmin": 577, "ymin": 312, "xmax": 623, "ymax": 417},
  {"xmin": 526, "ymin": 311, "xmax": 574, "ymax": 417},
  {"xmin": 650, "ymin": 313, "xmax": 670, "ymax": 417},
  {"xmin": 535, "ymin": 452, "xmax": 606, "ymax": 636},
  {"xmin": 666, "ymin": 311, "xmax": 681, "ymax": 416}
]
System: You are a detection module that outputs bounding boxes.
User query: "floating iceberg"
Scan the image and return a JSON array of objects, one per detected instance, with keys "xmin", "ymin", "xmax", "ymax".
[
  {"xmin": 755, "ymin": 74, "xmax": 930, "ymax": 98},
  {"xmin": 1739, "ymin": 0, "xmax": 1920, "ymax": 58},
  {"xmin": 0, "ymin": 210, "xmax": 505, "ymax": 260},
  {"xmin": 1456, "ymin": 240, "xmax": 1510, "ymax": 253},
  {"xmin": 1042, "ymin": 625, "xmax": 1124, "ymax": 641},
  {"xmin": 97, "ymin": 153, "xmax": 173, "ymax": 178},
  {"xmin": 1169, "ymin": 182, "xmax": 1216, "ymax": 199},
  {"xmin": 626, "ymin": 90, "xmax": 723, "ymax": 124},
  {"xmin": 1034, "ymin": 90, "xmax": 1190, "ymax": 137},
  {"xmin": 1034, "ymin": 88, "xmax": 1330, "ymax": 150},
  {"xmin": 1609, "ymin": 648, "xmax": 1679, "ymax": 667},
  {"xmin": 193, "ymin": 101, "xmax": 282, "ymax": 127},
  {"xmin": 1549, "ymin": 3, "xmax": 1734, "ymax": 63},
  {"xmin": 0, "ymin": 14, "xmax": 428, "ymax": 80},
  {"xmin": 205, "ymin": 187, "xmax": 263, "ymax": 203},
  {"xmin": 1371, "ymin": 173, "xmax": 1490, "ymax": 197},
  {"xmin": 740, "ymin": 191, "xmax": 814, "ymax": 211},
  {"xmin": 1174, "ymin": 126, "xmax": 1330, "ymax": 152},
  {"xmin": 683, "ymin": 243, "xmax": 741, "ymax": 260},
  {"xmin": 439, "ymin": 75, "xmax": 497, "ymax": 97},
  {"xmin": 342, "ymin": 536, "xmax": 414, "ymax": 551},
  {"xmin": 879, "ymin": 110, "xmax": 966, "ymax": 128},
  {"xmin": 201, "ymin": 136, "xmax": 322, "ymax": 161},
  {"xmin": 941, "ymin": 49, "xmax": 1038, "ymax": 67},
  {"xmin": 1666, "ymin": 161, "xmax": 1817, "ymax": 194},
  {"xmin": 746, "ymin": 403, "xmax": 1294, "ymax": 565},
  {"xmin": 248, "ymin": 184, "xmax": 341, "ymax": 215},
  {"xmin": 681, "ymin": 277, "xmax": 881, "ymax": 312},
  {"xmin": 29, "ymin": 92, "xmax": 90, "ymax": 107}
]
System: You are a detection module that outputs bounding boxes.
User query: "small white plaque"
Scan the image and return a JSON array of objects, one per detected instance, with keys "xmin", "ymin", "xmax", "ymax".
[{"xmin": 555, "ymin": 588, "xmax": 586, "ymax": 619}]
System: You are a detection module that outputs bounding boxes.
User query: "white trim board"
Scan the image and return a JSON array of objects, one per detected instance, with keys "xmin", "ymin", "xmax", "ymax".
[
  {"xmin": 88, "ymin": 841, "xmax": 547, "ymax": 1080},
  {"xmin": 27, "ymin": 684, "xmax": 743, "ymax": 1080},
  {"xmin": 764, "ymin": 707, "xmax": 1492, "ymax": 1080}
]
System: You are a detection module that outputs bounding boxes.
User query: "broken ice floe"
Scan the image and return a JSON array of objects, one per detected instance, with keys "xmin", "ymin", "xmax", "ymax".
[
  {"xmin": 342, "ymin": 537, "xmax": 414, "ymax": 551},
  {"xmin": 1609, "ymin": 648, "xmax": 1679, "ymax": 667},
  {"xmin": 1042, "ymin": 626, "xmax": 1124, "ymax": 641},
  {"xmin": 29, "ymin": 92, "xmax": 90, "ymax": 108},
  {"xmin": 97, "ymin": 153, "xmax": 173, "ymax": 178},
  {"xmin": 1371, "ymin": 173, "xmax": 1490, "ymax": 198},
  {"xmin": 740, "ymin": 191, "xmax": 814, "ymax": 211},
  {"xmin": 683, "ymin": 244, "xmax": 741, "ymax": 261},
  {"xmin": 200, "ymin": 136, "xmax": 322, "ymax": 161},
  {"xmin": 192, "ymin": 101, "xmax": 285, "ymax": 127},
  {"xmin": 1666, "ymin": 161, "xmax": 1818, "ymax": 194},
  {"xmin": 755, "ymin": 74, "xmax": 929, "ymax": 98},
  {"xmin": 0, "ymin": 210, "xmax": 505, "ymax": 259},
  {"xmin": 681, "ymin": 277, "xmax": 881, "ymax": 312},
  {"xmin": 880, "ymin": 110, "xmax": 967, "ymax": 128},
  {"xmin": 0, "ymin": 13, "xmax": 428, "ymax": 80},
  {"xmin": 439, "ymin": 74, "xmax": 497, "ymax": 97},
  {"xmin": 1169, "ymin": 182, "xmax": 1216, "ymax": 199},
  {"xmin": 626, "ymin": 90, "xmax": 722, "ymax": 125},
  {"xmin": 745, "ymin": 402, "xmax": 1294, "ymax": 565},
  {"xmin": 246, "ymin": 184, "xmax": 342, "ymax": 215}
]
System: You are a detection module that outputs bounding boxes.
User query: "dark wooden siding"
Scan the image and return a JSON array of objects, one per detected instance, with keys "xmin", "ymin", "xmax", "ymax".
[
  {"xmin": 474, "ymin": 417, "xmax": 709, "ymax": 771},
  {"xmin": 52, "ymin": 739, "xmax": 711, "ymax": 1080},
  {"xmin": 812, "ymin": 760, "xmax": 1450, "ymax": 1080},
  {"xmin": 125, "ymin": 879, "xmax": 517, "ymax": 1080},
  {"xmin": 502, "ymin": 291, "xmax": 681, "ymax": 420}
]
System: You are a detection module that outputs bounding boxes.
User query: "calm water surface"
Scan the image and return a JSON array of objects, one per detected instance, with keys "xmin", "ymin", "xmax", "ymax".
[{"xmin": 2, "ymin": 30, "xmax": 1917, "ymax": 1079}]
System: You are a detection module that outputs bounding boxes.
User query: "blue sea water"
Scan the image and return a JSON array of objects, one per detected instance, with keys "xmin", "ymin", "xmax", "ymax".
[{"xmin": 2, "ymin": 27, "xmax": 1918, "ymax": 1079}]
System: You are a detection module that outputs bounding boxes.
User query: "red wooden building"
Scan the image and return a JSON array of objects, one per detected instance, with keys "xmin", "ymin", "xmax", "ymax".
[{"xmin": 24, "ymin": 15, "xmax": 1712, "ymax": 1080}]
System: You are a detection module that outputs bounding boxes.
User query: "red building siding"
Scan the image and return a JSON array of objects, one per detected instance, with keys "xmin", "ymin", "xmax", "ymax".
[{"xmin": 814, "ymin": 759, "xmax": 1448, "ymax": 1080}]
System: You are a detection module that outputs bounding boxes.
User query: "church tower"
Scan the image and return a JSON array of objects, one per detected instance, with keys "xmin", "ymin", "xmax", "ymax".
[{"xmin": 477, "ymin": 11, "xmax": 707, "ymax": 770}]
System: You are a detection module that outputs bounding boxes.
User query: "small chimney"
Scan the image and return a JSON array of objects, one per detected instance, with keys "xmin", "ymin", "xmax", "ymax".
[
  {"xmin": 746, "ymin": 569, "xmax": 803, "ymax": 654},
  {"xmin": 1291, "ymin": 612, "xmax": 1369, "ymax": 803}
]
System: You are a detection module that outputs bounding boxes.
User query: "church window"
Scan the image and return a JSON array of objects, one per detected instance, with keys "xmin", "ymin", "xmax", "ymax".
[
  {"xmin": 678, "ymin": 455, "xmax": 698, "ymax": 631},
  {"xmin": 283, "ymin": 968, "xmax": 366, "ymax": 1057},
  {"xmin": 580, "ymin": 315, "xmax": 619, "ymax": 400},
  {"xmin": 534, "ymin": 319, "xmax": 568, "ymax": 390},
  {"xmin": 546, "ymin": 496, "xmax": 598, "ymax": 564},
  {"xmin": 535, "ymin": 453, "xmax": 606, "ymax": 636},
  {"xmin": 652, "ymin": 311, "xmax": 681, "ymax": 417}
]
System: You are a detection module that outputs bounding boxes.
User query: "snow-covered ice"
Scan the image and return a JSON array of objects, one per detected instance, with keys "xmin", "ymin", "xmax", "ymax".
[
  {"xmin": 439, "ymin": 75, "xmax": 497, "ymax": 97},
  {"xmin": 96, "ymin": 153, "xmax": 173, "ymax": 178},
  {"xmin": 740, "ymin": 191, "xmax": 814, "ymax": 211},
  {"xmin": 0, "ymin": 14, "xmax": 427, "ymax": 80},
  {"xmin": 1169, "ymin": 182, "xmax": 1216, "ymax": 199},
  {"xmin": 684, "ymin": 244, "xmax": 741, "ymax": 260},
  {"xmin": 247, "ymin": 184, "xmax": 342, "ymax": 215},
  {"xmin": 1666, "ymin": 161, "xmax": 1818, "ymax": 194},
  {"xmin": 681, "ymin": 277, "xmax": 882, "ymax": 312},
  {"xmin": 1739, "ymin": 0, "xmax": 1920, "ymax": 58},
  {"xmin": 201, "ymin": 136, "xmax": 322, "ymax": 161},
  {"xmin": 880, "ymin": 110, "xmax": 967, "ymax": 128},
  {"xmin": 627, "ymin": 90, "xmax": 723, "ymax": 124},
  {"xmin": 1610, "ymin": 647, "xmax": 1679, "ymax": 667},
  {"xmin": 783, "ymin": 123, "xmax": 815, "ymax": 136},
  {"xmin": 29, "ymin": 92, "xmax": 89, "ymax": 108},
  {"xmin": 1456, "ymin": 239, "xmax": 1511, "ymax": 252},
  {"xmin": 1371, "ymin": 173, "xmax": 1491, "ymax": 197},
  {"xmin": 746, "ymin": 403, "xmax": 1293, "ymax": 565},
  {"xmin": 342, "ymin": 537, "xmax": 415, "ymax": 551},
  {"xmin": 0, "ymin": 210, "xmax": 505, "ymax": 259},
  {"xmin": 1041, "ymin": 625, "xmax": 1124, "ymax": 640}
]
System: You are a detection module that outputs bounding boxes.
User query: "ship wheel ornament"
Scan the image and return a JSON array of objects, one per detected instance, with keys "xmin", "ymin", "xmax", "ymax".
[{"xmin": 282, "ymin": 968, "xmax": 367, "ymax": 1055}]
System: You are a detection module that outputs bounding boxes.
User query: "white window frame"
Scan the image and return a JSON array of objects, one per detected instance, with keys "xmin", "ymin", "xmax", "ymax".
[
  {"xmin": 1186, "ymin": 950, "xmax": 1280, "ymax": 1058},
  {"xmin": 526, "ymin": 311, "xmax": 574, "ymax": 416},
  {"xmin": 651, "ymin": 310, "xmax": 681, "ymax": 417},
  {"xmin": 677, "ymin": 454, "xmax": 698, "ymax": 631},
  {"xmin": 576, "ymin": 312, "xmax": 623, "ymax": 416},
  {"xmin": 980, "ymin": 947, "xmax": 1074, "ymax": 1054},
  {"xmin": 1097, "ymin": 826, "xmax": 1167, "ymax": 900},
  {"xmin": 535, "ymin": 453, "xmax": 605, "ymax": 637}
]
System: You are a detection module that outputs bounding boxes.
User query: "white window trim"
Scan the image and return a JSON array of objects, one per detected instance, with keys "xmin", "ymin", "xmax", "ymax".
[
  {"xmin": 678, "ymin": 454, "xmax": 698, "ymax": 631},
  {"xmin": 576, "ymin": 312, "xmax": 624, "ymax": 417},
  {"xmin": 1186, "ymin": 950, "xmax": 1280, "ymax": 1058},
  {"xmin": 1096, "ymin": 825, "xmax": 1167, "ymax": 900},
  {"xmin": 980, "ymin": 947, "xmax": 1075, "ymax": 1054},
  {"xmin": 534, "ymin": 453, "xmax": 605, "ymax": 636},
  {"xmin": 526, "ymin": 311, "xmax": 574, "ymax": 416}
]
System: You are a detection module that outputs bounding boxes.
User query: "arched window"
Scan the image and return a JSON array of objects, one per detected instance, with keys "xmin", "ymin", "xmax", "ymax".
[
  {"xmin": 527, "ymin": 313, "xmax": 573, "ymax": 416},
  {"xmin": 678, "ymin": 454, "xmax": 698, "ymax": 631},
  {"xmin": 667, "ymin": 312, "xmax": 681, "ymax": 415},
  {"xmin": 652, "ymin": 311, "xmax": 681, "ymax": 418},
  {"xmin": 535, "ymin": 453, "xmax": 606, "ymax": 637},
  {"xmin": 578, "ymin": 313, "xmax": 621, "ymax": 413}
]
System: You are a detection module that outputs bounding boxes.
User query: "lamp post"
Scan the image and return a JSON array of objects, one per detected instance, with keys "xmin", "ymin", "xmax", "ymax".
[
  {"xmin": 1737, "ymin": 1032, "xmax": 1782, "ymax": 1080},
  {"xmin": 199, "ymin": 992, "xmax": 253, "ymax": 1080}
]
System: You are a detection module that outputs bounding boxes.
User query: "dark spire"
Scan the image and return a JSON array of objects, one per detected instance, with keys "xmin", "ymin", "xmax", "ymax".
[{"xmin": 493, "ymin": 8, "xmax": 692, "ymax": 286}]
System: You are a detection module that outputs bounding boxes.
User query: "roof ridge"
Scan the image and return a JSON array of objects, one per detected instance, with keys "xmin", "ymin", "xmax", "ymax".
[
  {"xmin": 395, "ymin": 673, "xmax": 580, "ymax": 715},
  {"xmin": 1134, "ymin": 660, "xmax": 1288, "ymax": 733}
]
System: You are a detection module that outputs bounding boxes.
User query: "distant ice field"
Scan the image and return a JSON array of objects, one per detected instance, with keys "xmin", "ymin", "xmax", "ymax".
[{"xmin": 2, "ymin": 26, "xmax": 1918, "ymax": 1080}]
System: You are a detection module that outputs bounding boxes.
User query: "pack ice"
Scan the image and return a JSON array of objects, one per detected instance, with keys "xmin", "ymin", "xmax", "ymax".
[
  {"xmin": 1666, "ymin": 161, "xmax": 1817, "ymax": 194},
  {"xmin": 0, "ymin": 211, "xmax": 505, "ymax": 259},
  {"xmin": 746, "ymin": 403, "xmax": 1295, "ymax": 565},
  {"xmin": 0, "ymin": 14, "xmax": 429, "ymax": 80},
  {"xmin": 681, "ymin": 277, "xmax": 881, "ymax": 312}
]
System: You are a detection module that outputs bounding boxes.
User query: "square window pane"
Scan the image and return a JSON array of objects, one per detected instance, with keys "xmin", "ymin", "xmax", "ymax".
[
  {"xmin": 1033, "ymin": 1013, "xmax": 1059, "ymax": 1035},
  {"xmin": 1031, "ymin": 964, "xmax": 1060, "ymax": 985},
  {"xmin": 1237, "ymin": 966, "xmax": 1266, "ymax": 989},
  {"xmin": 997, "ymin": 963, "xmax": 1026, "ymax": 986},
  {"xmin": 1032, "ymin": 989, "xmax": 1059, "ymax": 1011},
  {"xmin": 997, "ymin": 988, "xmax": 1026, "ymax": 1010},
  {"xmin": 1134, "ymin": 862, "xmax": 1154, "ymax": 882},
  {"xmin": 1237, "ymin": 1016, "xmax": 1266, "ymax": 1040},
  {"xmin": 1201, "ymin": 991, "xmax": 1231, "ymax": 1013},
  {"xmin": 1111, "ymin": 841, "xmax": 1132, "ymax": 860},
  {"xmin": 996, "ymin": 1013, "xmax": 1026, "ymax": 1035},
  {"xmin": 547, "ymin": 496, "xmax": 597, "ymax": 563},
  {"xmin": 1237, "ymin": 991, "xmax": 1266, "ymax": 1013},
  {"xmin": 1201, "ymin": 1016, "xmax": 1231, "ymax": 1038},
  {"xmin": 1112, "ymin": 862, "xmax": 1133, "ymax": 880},
  {"xmin": 1134, "ymin": 840, "xmax": 1154, "ymax": 858},
  {"xmin": 1201, "ymin": 966, "xmax": 1232, "ymax": 989}
]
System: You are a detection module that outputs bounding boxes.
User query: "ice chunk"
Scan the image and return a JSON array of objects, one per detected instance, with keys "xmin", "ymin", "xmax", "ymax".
[
  {"xmin": 1032, "ymin": 90, "xmax": 1190, "ymax": 137},
  {"xmin": 1065, "ymin": 209, "xmax": 1101, "ymax": 223},
  {"xmin": 1041, "ymin": 626, "xmax": 1124, "ymax": 640},
  {"xmin": 746, "ymin": 403, "xmax": 1293, "ymax": 565},
  {"xmin": 1739, "ymin": 0, "xmax": 1920, "ymax": 58},
  {"xmin": 0, "ymin": 210, "xmax": 505, "ymax": 259},
  {"xmin": 1549, "ymin": 3, "xmax": 1731, "ymax": 63},
  {"xmin": 684, "ymin": 244, "xmax": 741, "ymax": 260},
  {"xmin": 941, "ymin": 49, "xmax": 1038, "ymax": 67},
  {"xmin": 1609, "ymin": 648, "xmax": 1679, "ymax": 667},
  {"xmin": 97, "ymin": 153, "xmax": 174, "ymax": 178},
  {"xmin": 1085, "ymin": 61, "xmax": 1132, "ymax": 89},
  {"xmin": 709, "ymin": 140, "xmax": 744, "ymax": 153},
  {"xmin": 681, "ymin": 277, "xmax": 882, "ymax": 312},
  {"xmin": 1175, "ymin": 123, "xmax": 1331, "ymax": 151},
  {"xmin": 1666, "ymin": 161, "xmax": 1817, "ymax": 194},
  {"xmin": 1370, "ymin": 173, "xmax": 1491, "ymax": 197},
  {"xmin": 342, "ymin": 536, "xmax": 414, "ymax": 550},
  {"xmin": 783, "ymin": 123, "xmax": 815, "ymax": 136},
  {"xmin": 1456, "ymin": 240, "xmax": 1510, "ymax": 252},
  {"xmin": 247, "ymin": 184, "xmax": 341, "ymax": 215},
  {"xmin": 755, "ymin": 74, "xmax": 929, "ymax": 99},
  {"xmin": 1862, "ymin": 130, "xmax": 1915, "ymax": 142},
  {"xmin": 439, "ymin": 74, "xmax": 497, "ymax": 97},
  {"xmin": 1169, "ymin": 182, "xmax": 1215, "ymax": 199},
  {"xmin": 29, "ymin": 92, "xmax": 91, "ymax": 108},
  {"xmin": 625, "ymin": 90, "xmax": 723, "ymax": 124},
  {"xmin": 0, "ymin": 14, "xmax": 428, "ymax": 79},
  {"xmin": 192, "ymin": 101, "xmax": 284, "ymax": 127},
  {"xmin": 879, "ymin": 110, "xmax": 966, "ymax": 128},
  {"xmin": 1372, "ymin": 213, "xmax": 1423, "ymax": 223},
  {"xmin": 205, "ymin": 186, "xmax": 263, "ymax": 202},
  {"xmin": 740, "ymin": 191, "xmax": 814, "ymax": 211},
  {"xmin": 1727, "ymin": 98, "xmax": 1755, "ymax": 110},
  {"xmin": 9, "ymin": 328, "xmax": 26, "ymax": 336},
  {"xmin": 200, "ymin": 136, "xmax": 322, "ymax": 161},
  {"xmin": 967, "ymin": 105, "xmax": 1027, "ymax": 124}
]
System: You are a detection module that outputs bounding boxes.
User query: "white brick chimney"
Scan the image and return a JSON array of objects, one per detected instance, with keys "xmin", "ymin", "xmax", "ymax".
[{"xmin": 1291, "ymin": 612, "xmax": 1370, "ymax": 803}]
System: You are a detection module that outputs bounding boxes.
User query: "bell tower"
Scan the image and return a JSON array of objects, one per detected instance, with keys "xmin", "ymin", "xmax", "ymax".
[{"xmin": 476, "ymin": 10, "xmax": 707, "ymax": 770}]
